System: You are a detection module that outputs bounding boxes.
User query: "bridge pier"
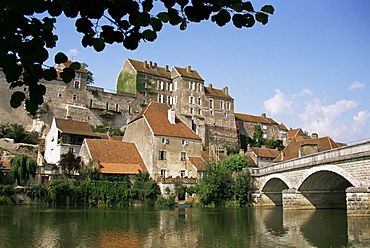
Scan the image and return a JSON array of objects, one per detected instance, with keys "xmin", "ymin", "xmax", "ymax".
[
  {"xmin": 346, "ymin": 187, "xmax": 370, "ymax": 216},
  {"xmin": 251, "ymin": 190, "xmax": 283, "ymax": 206}
]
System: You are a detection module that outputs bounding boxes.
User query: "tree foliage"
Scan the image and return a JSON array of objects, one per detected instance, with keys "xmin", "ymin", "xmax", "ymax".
[
  {"xmin": 59, "ymin": 151, "xmax": 81, "ymax": 177},
  {"xmin": 0, "ymin": 124, "xmax": 39, "ymax": 144},
  {"xmin": 1, "ymin": 0, "xmax": 274, "ymax": 114},
  {"xmin": 10, "ymin": 154, "xmax": 37, "ymax": 185},
  {"xmin": 241, "ymin": 125, "xmax": 285, "ymax": 151},
  {"xmin": 131, "ymin": 170, "xmax": 160, "ymax": 202}
]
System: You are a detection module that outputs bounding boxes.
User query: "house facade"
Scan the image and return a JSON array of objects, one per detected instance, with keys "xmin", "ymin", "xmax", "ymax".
[
  {"xmin": 122, "ymin": 102, "xmax": 203, "ymax": 180},
  {"xmin": 44, "ymin": 117, "xmax": 103, "ymax": 164},
  {"xmin": 117, "ymin": 58, "xmax": 238, "ymax": 147},
  {"xmin": 235, "ymin": 113, "xmax": 288, "ymax": 145}
]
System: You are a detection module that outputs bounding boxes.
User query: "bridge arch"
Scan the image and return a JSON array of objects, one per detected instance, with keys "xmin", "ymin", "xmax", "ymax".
[
  {"xmin": 259, "ymin": 174, "xmax": 293, "ymax": 192},
  {"xmin": 295, "ymin": 164, "xmax": 361, "ymax": 190}
]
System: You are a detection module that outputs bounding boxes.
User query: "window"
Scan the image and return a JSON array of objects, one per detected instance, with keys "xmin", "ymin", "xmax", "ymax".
[
  {"xmin": 158, "ymin": 94, "xmax": 164, "ymax": 103},
  {"xmin": 210, "ymin": 110, "xmax": 214, "ymax": 116},
  {"xmin": 162, "ymin": 138, "xmax": 169, "ymax": 144},
  {"xmin": 69, "ymin": 148, "xmax": 74, "ymax": 153},
  {"xmin": 220, "ymin": 100, "xmax": 224, "ymax": 109},
  {"xmin": 198, "ymin": 97, "xmax": 202, "ymax": 105},
  {"xmin": 198, "ymin": 83, "xmax": 202, "ymax": 92},
  {"xmin": 262, "ymin": 125, "xmax": 267, "ymax": 130},
  {"xmin": 75, "ymin": 72, "xmax": 81, "ymax": 80},
  {"xmin": 189, "ymin": 96, "xmax": 194, "ymax": 104},
  {"xmin": 198, "ymin": 109, "xmax": 202, "ymax": 115},
  {"xmin": 74, "ymin": 81, "xmax": 80, "ymax": 89},
  {"xmin": 189, "ymin": 81, "xmax": 195, "ymax": 90},
  {"xmin": 128, "ymin": 106, "xmax": 131, "ymax": 114},
  {"xmin": 159, "ymin": 151, "xmax": 166, "ymax": 160},
  {"xmin": 157, "ymin": 81, "xmax": 164, "ymax": 90},
  {"xmin": 142, "ymin": 92, "xmax": 147, "ymax": 97},
  {"xmin": 106, "ymin": 102, "xmax": 109, "ymax": 110},
  {"xmin": 72, "ymin": 94, "xmax": 77, "ymax": 101},
  {"xmin": 263, "ymin": 133, "xmax": 267, "ymax": 139},
  {"xmin": 210, "ymin": 99, "xmax": 214, "ymax": 108},
  {"xmin": 160, "ymin": 169, "xmax": 166, "ymax": 176},
  {"xmin": 182, "ymin": 140, "xmax": 188, "ymax": 146},
  {"xmin": 58, "ymin": 93, "xmax": 62, "ymax": 98},
  {"xmin": 181, "ymin": 152, "xmax": 186, "ymax": 161},
  {"xmin": 89, "ymin": 99, "xmax": 93, "ymax": 108},
  {"xmin": 224, "ymin": 112, "xmax": 227, "ymax": 118},
  {"xmin": 190, "ymin": 107, "xmax": 194, "ymax": 114},
  {"xmin": 173, "ymin": 96, "xmax": 178, "ymax": 104},
  {"xmin": 168, "ymin": 83, "xmax": 173, "ymax": 92},
  {"xmin": 116, "ymin": 104, "xmax": 119, "ymax": 112},
  {"xmin": 226, "ymin": 102, "xmax": 231, "ymax": 110},
  {"xmin": 180, "ymin": 170, "xmax": 186, "ymax": 177},
  {"xmin": 168, "ymin": 96, "xmax": 173, "ymax": 105}
]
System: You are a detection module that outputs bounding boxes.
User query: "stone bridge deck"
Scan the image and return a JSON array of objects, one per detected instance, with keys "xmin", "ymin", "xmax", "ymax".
[{"xmin": 250, "ymin": 140, "xmax": 370, "ymax": 216}]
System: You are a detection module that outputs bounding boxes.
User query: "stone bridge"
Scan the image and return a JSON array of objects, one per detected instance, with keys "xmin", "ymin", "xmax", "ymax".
[{"xmin": 250, "ymin": 140, "xmax": 370, "ymax": 216}]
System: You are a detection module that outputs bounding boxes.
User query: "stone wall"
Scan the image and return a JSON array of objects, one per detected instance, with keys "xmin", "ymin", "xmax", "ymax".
[{"xmin": 346, "ymin": 187, "xmax": 370, "ymax": 216}]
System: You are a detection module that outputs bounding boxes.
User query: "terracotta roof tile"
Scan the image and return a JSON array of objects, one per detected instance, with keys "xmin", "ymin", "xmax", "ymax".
[
  {"xmin": 287, "ymin": 128, "xmax": 302, "ymax": 140},
  {"xmin": 85, "ymin": 139, "xmax": 147, "ymax": 174},
  {"xmin": 274, "ymin": 136, "xmax": 345, "ymax": 162},
  {"xmin": 278, "ymin": 123, "xmax": 288, "ymax": 130},
  {"xmin": 205, "ymin": 87, "xmax": 233, "ymax": 99},
  {"xmin": 189, "ymin": 157, "xmax": 206, "ymax": 171},
  {"xmin": 130, "ymin": 102, "xmax": 201, "ymax": 140},
  {"xmin": 173, "ymin": 66, "xmax": 203, "ymax": 80},
  {"xmin": 250, "ymin": 147, "xmax": 280, "ymax": 158},
  {"xmin": 234, "ymin": 113, "xmax": 277, "ymax": 125},
  {"xmin": 244, "ymin": 154, "xmax": 256, "ymax": 167},
  {"xmin": 127, "ymin": 58, "xmax": 171, "ymax": 78},
  {"xmin": 55, "ymin": 118, "xmax": 102, "ymax": 138}
]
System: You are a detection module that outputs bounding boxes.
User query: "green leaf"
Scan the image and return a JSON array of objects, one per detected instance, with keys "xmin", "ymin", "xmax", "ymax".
[
  {"xmin": 10, "ymin": 92, "xmax": 26, "ymax": 108},
  {"xmin": 123, "ymin": 35, "xmax": 139, "ymax": 50},
  {"xmin": 157, "ymin": 12, "xmax": 169, "ymax": 22},
  {"xmin": 60, "ymin": 67, "xmax": 75, "ymax": 83},
  {"xmin": 93, "ymin": 38, "xmax": 105, "ymax": 52},
  {"xmin": 261, "ymin": 5, "xmax": 274, "ymax": 14},
  {"xmin": 242, "ymin": 2, "xmax": 254, "ymax": 12},
  {"xmin": 150, "ymin": 18, "xmax": 163, "ymax": 32},
  {"xmin": 255, "ymin": 12, "xmax": 268, "ymax": 25},
  {"xmin": 25, "ymin": 100, "xmax": 38, "ymax": 115},
  {"xmin": 212, "ymin": 9, "xmax": 231, "ymax": 27},
  {"xmin": 54, "ymin": 52, "xmax": 68, "ymax": 64},
  {"xmin": 42, "ymin": 68, "xmax": 57, "ymax": 81},
  {"xmin": 69, "ymin": 62, "xmax": 81, "ymax": 70},
  {"xmin": 142, "ymin": 30, "xmax": 157, "ymax": 42}
]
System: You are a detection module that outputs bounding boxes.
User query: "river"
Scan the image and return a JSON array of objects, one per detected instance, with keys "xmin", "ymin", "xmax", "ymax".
[{"xmin": 0, "ymin": 205, "xmax": 369, "ymax": 248}]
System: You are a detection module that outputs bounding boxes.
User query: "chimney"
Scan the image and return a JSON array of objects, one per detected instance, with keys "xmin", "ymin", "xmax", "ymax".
[
  {"xmin": 154, "ymin": 62, "xmax": 157, "ymax": 68},
  {"xmin": 208, "ymin": 83, "xmax": 213, "ymax": 89},
  {"xmin": 186, "ymin": 65, "xmax": 191, "ymax": 73},
  {"xmin": 144, "ymin": 61, "xmax": 148, "ymax": 68},
  {"xmin": 262, "ymin": 113, "xmax": 266, "ymax": 118},
  {"xmin": 149, "ymin": 61, "xmax": 153, "ymax": 68},
  {"xmin": 165, "ymin": 65, "xmax": 169, "ymax": 71},
  {"xmin": 312, "ymin": 133, "xmax": 318, "ymax": 138},
  {"xmin": 168, "ymin": 109, "xmax": 175, "ymax": 124},
  {"xmin": 223, "ymin": 86, "xmax": 228, "ymax": 95}
]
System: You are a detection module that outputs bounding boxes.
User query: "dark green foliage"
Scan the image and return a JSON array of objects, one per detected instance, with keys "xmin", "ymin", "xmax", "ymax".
[
  {"xmin": 91, "ymin": 125, "xmax": 125, "ymax": 136},
  {"xmin": 136, "ymin": 74, "xmax": 158, "ymax": 96},
  {"xmin": 1, "ymin": 0, "xmax": 273, "ymax": 114},
  {"xmin": 81, "ymin": 62, "xmax": 95, "ymax": 84},
  {"xmin": 59, "ymin": 152, "xmax": 81, "ymax": 177},
  {"xmin": 131, "ymin": 170, "xmax": 161, "ymax": 204},
  {"xmin": 10, "ymin": 154, "xmax": 37, "ymax": 186},
  {"xmin": 0, "ymin": 124, "xmax": 39, "ymax": 144},
  {"xmin": 222, "ymin": 143, "xmax": 241, "ymax": 155},
  {"xmin": 195, "ymin": 155, "xmax": 250, "ymax": 206}
]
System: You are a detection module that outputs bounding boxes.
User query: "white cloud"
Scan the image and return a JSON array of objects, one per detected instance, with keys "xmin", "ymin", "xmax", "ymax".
[
  {"xmin": 264, "ymin": 89, "xmax": 294, "ymax": 115},
  {"xmin": 349, "ymin": 81, "xmax": 365, "ymax": 90},
  {"xmin": 294, "ymin": 88, "xmax": 313, "ymax": 98},
  {"xmin": 299, "ymin": 99, "xmax": 360, "ymax": 141},
  {"xmin": 67, "ymin": 48, "xmax": 80, "ymax": 58}
]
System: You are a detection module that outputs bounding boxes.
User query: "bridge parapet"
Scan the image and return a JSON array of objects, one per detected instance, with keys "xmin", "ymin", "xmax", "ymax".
[{"xmin": 252, "ymin": 141, "xmax": 370, "ymax": 176}]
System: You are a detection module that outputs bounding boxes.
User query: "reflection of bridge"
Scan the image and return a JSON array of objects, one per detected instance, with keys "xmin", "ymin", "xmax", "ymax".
[{"xmin": 250, "ymin": 141, "xmax": 370, "ymax": 216}]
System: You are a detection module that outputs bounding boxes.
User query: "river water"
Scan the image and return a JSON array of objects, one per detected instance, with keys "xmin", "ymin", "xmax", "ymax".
[{"xmin": 0, "ymin": 205, "xmax": 369, "ymax": 248}]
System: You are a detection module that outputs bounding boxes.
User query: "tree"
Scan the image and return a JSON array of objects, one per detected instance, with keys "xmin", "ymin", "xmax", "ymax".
[
  {"xmin": 59, "ymin": 151, "xmax": 81, "ymax": 177},
  {"xmin": 1, "ymin": 0, "xmax": 274, "ymax": 114},
  {"xmin": 131, "ymin": 170, "xmax": 160, "ymax": 202},
  {"xmin": 9, "ymin": 154, "xmax": 37, "ymax": 185},
  {"xmin": 81, "ymin": 62, "xmax": 95, "ymax": 84}
]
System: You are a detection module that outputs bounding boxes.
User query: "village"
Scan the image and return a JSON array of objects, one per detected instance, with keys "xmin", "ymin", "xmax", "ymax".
[{"xmin": 0, "ymin": 58, "xmax": 346, "ymax": 195}]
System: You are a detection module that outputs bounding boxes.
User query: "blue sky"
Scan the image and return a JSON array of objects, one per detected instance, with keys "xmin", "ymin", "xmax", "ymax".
[{"xmin": 45, "ymin": 1, "xmax": 369, "ymax": 144}]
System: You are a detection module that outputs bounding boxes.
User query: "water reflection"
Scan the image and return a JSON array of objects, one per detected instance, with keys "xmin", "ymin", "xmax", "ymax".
[{"xmin": 0, "ymin": 206, "xmax": 369, "ymax": 248}]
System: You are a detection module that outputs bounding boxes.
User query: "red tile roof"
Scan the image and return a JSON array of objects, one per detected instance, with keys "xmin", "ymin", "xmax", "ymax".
[
  {"xmin": 85, "ymin": 139, "xmax": 147, "ymax": 174},
  {"xmin": 188, "ymin": 157, "xmax": 206, "ymax": 171},
  {"xmin": 205, "ymin": 86, "xmax": 233, "ymax": 99},
  {"xmin": 274, "ymin": 136, "xmax": 346, "ymax": 162},
  {"xmin": 173, "ymin": 66, "xmax": 203, "ymax": 80},
  {"xmin": 249, "ymin": 147, "xmax": 280, "ymax": 158},
  {"xmin": 278, "ymin": 123, "xmax": 288, "ymax": 130},
  {"xmin": 55, "ymin": 118, "xmax": 102, "ymax": 137},
  {"xmin": 287, "ymin": 128, "xmax": 302, "ymax": 140},
  {"xmin": 127, "ymin": 58, "xmax": 171, "ymax": 78},
  {"xmin": 234, "ymin": 113, "xmax": 278, "ymax": 125},
  {"xmin": 131, "ymin": 102, "xmax": 201, "ymax": 140}
]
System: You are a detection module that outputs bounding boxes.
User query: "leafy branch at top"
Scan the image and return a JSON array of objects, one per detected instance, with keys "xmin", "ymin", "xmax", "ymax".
[{"xmin": 0, "ymin": 0, "xmax": 274, "ymax": 114}]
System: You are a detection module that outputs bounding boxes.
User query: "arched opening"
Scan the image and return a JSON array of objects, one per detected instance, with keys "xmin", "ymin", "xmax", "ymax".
[
  {"xmin": 298, "ymin": 171, "xmax": 353, "ymax": 209},
  {"xmin": 262, "ymin": 178, "xmax": 289, "ymax": 206}
]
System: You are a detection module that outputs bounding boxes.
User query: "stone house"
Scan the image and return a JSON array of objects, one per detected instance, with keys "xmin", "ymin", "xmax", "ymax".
[
  {"xmin": 244, "ymin": 146, "xmax": 280, "ymax": 168},
  {"xmin": 44, "ymin": 117, "xmax": 103, "ymax": 165},
  {"xmin": 79, "ymin": 139, "xmax": 147, "ymax": 179},
  {"xmin": 274, "ymin": 134, "xmax": 346, "ymax": 162},
  {"xmin": 235, "ymin": 113, "xmax": 288, "ymax": 145},
  {"xmin": 116, "ymin": 58, "xmax": 238, "ymax": 147},
  {"xmin": 122, "ymin": 102, "xmax": 203, "ymax": 181}
]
